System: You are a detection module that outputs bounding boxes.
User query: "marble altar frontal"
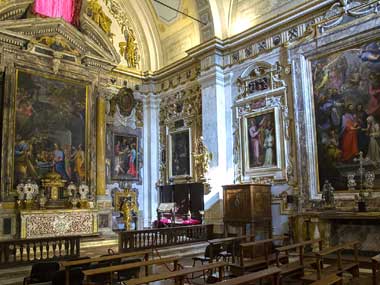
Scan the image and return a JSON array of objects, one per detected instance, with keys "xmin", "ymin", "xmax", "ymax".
[{"xmin": 20, "ymin": 209, "xmax": 98, "ymax": 239}]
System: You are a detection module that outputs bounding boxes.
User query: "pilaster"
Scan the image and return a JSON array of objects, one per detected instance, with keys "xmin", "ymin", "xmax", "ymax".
[
  {"xmin": 142, "ymin": 94, "xmax": 160, "ymax": 227},
  {"xmin": 198, "ymin": 53, "xmax": 234, "ymax": 230}
]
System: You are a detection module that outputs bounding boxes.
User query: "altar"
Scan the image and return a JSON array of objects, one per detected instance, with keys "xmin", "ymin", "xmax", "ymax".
[
  {"xmin": 291, "ymin": 211, "xmax": 380, "ymax": 254},
  {"xmin": 20, "ymin": 209, "xmax": 98, "ymax": 239}
]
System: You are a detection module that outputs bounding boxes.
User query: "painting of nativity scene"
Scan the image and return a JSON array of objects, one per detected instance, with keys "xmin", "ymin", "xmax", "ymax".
[{"xmin": 313, "ymin": 41, "xmax": 380, "ymax": 190}]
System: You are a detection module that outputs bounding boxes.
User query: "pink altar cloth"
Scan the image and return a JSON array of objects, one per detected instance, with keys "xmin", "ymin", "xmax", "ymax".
[{"xmin": 34, "ymin": 0, "xmax": 74, "ymax": 23}]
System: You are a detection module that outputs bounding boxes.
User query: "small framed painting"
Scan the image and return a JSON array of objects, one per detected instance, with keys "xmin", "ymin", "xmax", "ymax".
[{"xmin": 111, "ymin": 134, "xmax": 139, "ymax": 181}]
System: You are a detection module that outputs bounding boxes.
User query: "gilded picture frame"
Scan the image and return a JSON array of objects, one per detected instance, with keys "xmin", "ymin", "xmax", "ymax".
[
  {"xmin": 241, "ymin": 106, "xmax": 284, "ymax": 179},
  {"xmin": 168, "ymin": 128, "xmax": 192, "ymax": 180},
  {"xmin": 11, "ymin": 69, "xmax": 90, "ymax": 192},
  {"xmin": 111, "ymin": 133, "xmax": 139, "ymax": 181}
]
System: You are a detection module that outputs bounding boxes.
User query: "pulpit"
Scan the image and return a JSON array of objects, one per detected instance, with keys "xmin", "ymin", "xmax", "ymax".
[{"xmin": 223, "ymin": 183, "xmax": 272, "ymax": 238}]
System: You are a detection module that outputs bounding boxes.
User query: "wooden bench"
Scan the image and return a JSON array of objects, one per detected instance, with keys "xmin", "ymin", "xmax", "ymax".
[
  {"xmin": 213, "ymin": 267, "xmax": 281, "ymax": 285},
  {"xmin": 61, "ymin": 249, "xmax": 150, "ymax": 285},
  {"xmin": 372, "ymin": 253, "xmax": 380, "ymax": 285},
  {"xmin": 275, "ymin": 239, "xmax": 323, "ymax": 280},
  {"xmin": 82, "ymin": 256, "xmax": 180, "ymax": 285},
  {"xmin": 230, "ymin": 235, "xmax": 289, "ymax": 276},
  {"xmin": 301, "ymin": 241, "xmax": 360, "ymax": 283},
  {"xmin": 126, "ymin": 261, "xmax": 227, "ymax": 285},
  {"xmin": 310, "ymin": 274, "xmax": 343, "ymax": 285}
]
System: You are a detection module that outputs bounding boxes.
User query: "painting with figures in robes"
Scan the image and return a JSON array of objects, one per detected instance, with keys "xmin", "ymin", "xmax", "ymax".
[
  {"xmin": 246, "ymin": 110, "xmax": 277, "ymax": 168},
  {"xmin": 14, "ymin": 70, "xmax": 87, "ymax": 188},
  {"xmin": 111, "ymin": 134, "xmax": 139, "ymax": 180},
  {"xmin": 312, "ymin": 41, "xmax": 380, "ymax": 191}
]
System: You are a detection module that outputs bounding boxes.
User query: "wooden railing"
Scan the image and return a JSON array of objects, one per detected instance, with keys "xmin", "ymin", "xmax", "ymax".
[
  {"xmin": 0, "ymin": 236, "xmax": 81, "ymax": 267},
  {"xmin": 118, "ymin": 224, "xmax": 213, "ymax": 252}
]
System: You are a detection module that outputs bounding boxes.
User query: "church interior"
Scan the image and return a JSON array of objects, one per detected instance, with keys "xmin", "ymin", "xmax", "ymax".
[{"xmin": 0, "ymin": 0, "xmax": 380, "ymax": 284}]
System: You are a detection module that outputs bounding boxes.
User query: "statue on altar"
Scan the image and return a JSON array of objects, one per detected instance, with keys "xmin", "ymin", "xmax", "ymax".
[{"xmin": 116, "ymin": 189, "xmax": 138, "ymax": 230}]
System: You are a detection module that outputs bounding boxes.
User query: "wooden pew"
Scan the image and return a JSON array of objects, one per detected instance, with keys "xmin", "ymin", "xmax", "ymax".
[
  {"xmin": 310, "ymin": 274, "xmax": 343, "ymax": 285},
  {"xmin": 275, "ymin": 239, "xmax": 323, "ymax": 280},
  {"xmin": 212, "ymin": 267, "xmax": 281, "ymax": 285},
  {"xmin": 372, "ymin": 253, "xmax": 380, "ymax": 285},
  {"xmin": 126, "ymin": 261, "xmax": 227, "ymax": 285},
  {"xmin": 207, "ymin": 234, "xmax": 255, "ymax": 263},
  {"xmin": 82, "ymin": 256, "xmax": 180, "ymax": 285},
  {"xmin": 60, "ymin": 249, "xmax": 150, "ymax": 285},
  {"xmin": 301, "ymin": 241, "xmax": 360, "ymax": 283},
  {"xmin": 230, "ymin": 235, "xmax": 289, "ymax": 276}
]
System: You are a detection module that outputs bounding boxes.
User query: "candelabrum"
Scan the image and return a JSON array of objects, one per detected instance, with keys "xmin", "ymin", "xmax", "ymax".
[
  {"xmin": 16, "ymin": 179, "xmax": 39, "ymax": 209},
  {"xmin": 348, "ymin": 152, "xmax": 375, "ymax": 212}
]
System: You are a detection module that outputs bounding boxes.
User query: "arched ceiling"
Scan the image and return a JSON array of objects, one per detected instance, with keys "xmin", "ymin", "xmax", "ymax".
[{"xmin": 101, "ymin": 0, "xmax": 310, "ymax": 73}]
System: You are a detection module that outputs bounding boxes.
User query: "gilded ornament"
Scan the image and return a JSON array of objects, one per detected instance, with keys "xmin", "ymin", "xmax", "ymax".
[
  {"xmin": 193, "ymin": 136, "xmax": 212, "ymax": 181},
  {"xmin": 86, "ymin": 0, "xmax": 112, "ymax": 36}
]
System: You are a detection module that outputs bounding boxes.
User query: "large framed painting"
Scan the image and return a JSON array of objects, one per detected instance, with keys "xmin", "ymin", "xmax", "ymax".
[
  {"xmin": 241, "ymin": 107, "xmax": 283, "ymax": 178},
  {"xmin": 312, "ymin": 41, "xmax": 380, "ymax": 191},
  {"xmin": 168, "ymin": 128, "xmax": 192, "ymax": 179},
  {"xmin": 111, "ymin": 134, "xmax": 139, "ymax": 181},
  {"xmin": 13, "ymin": 70, "xmax": 88, "ymax": 188}
]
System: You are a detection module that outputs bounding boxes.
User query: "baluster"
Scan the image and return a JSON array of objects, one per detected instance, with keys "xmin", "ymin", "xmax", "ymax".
[
  {"xmin": 76, "ymin": 237, "xmax": 80, "ymax": 257},
  {"xmin": 11, "ymin": 244, "xmax": 16, "ymax": 263},
  {"xmin": 64, "ymin": 239, "xmax": 69, "ymax": 256},
  {"xmin": 39, "ymin": 241, "xmax": 43, "ymax": 260},
  {"xmin": 26, "ymin": 242, "xmax": 30, "ymax": 262},
  {"xmin": 19, "ymin": 244, "xmax": 24, "ymax": 262},
  {"xmin": 46, "ymin": 241, "xmax": 49, "ymax": 259},
  {"xmin": 52, "ymin": 240, "xmax": 57, "ymax": 258},
  {"xmin": 69, "ymin": 238, "xmax": 73, "ymax": 256},
  {"xmin": 58, "ymin": 239, "xmax": 62, "ymax": 257},
  {"xmin": 33, "ymin": 243, "xmax": 36, "ymax": 261}
]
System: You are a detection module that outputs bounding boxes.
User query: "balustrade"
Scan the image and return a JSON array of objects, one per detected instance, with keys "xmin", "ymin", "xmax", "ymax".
[
  {"xmin": 118, "ymin": 224, "xmax": 213, "ymax": 252},
  {"xmin": 0, "ymin": 236, "xmax": 80, "ymax": 267}
]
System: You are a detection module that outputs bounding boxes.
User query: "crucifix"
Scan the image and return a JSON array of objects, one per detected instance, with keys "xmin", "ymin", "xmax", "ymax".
[{"xmin": 353, "ymin": 151, "xmax": 368, "ymax": 191}]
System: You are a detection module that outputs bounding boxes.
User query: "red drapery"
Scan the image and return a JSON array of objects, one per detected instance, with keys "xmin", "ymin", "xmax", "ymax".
[{"xmin": 34, "ymin": 0, "xmax": 82, "ymax": 27}]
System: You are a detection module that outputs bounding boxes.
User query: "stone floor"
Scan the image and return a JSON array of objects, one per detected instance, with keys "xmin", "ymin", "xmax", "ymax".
[{"xmin": 0, "ymin": 237, "xmax": 375, "ymax": 285}]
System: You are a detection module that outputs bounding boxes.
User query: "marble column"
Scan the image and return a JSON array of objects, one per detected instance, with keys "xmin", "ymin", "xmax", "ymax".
[
  {"xmin": 142, "ymin": 94, "xmax": 160, "ymax": 227},
  {"xmin": 198, "ymin": 55, "xmax": 234, "ymax": 231}
]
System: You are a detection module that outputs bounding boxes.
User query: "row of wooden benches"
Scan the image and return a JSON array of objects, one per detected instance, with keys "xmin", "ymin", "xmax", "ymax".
[
  {"xmin": 227, "ymin": 235, "xmax": 359, "ymax": 284},
  {"xmin": 57, "ymin": 234, "xmax": 380, "ymax": 285}
]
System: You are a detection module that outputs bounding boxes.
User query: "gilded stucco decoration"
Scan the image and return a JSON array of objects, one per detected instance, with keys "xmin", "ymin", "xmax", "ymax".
[
  {"xmin": 234, "ymin": 62, "xmax": 293, "ymax": 183},
  {"xmin": 119, "ymin": 26, "xmax": 139, "ymax": 68},
  {"xmin": 159, "ymin": 84, "xmax": 202, "ymax": 183},
  {"xmin": 33, "ymin": 35, "xmax": 80, "ymax": 56},
  {"xmin": 86, "ymin": 0, "xmax": 113, "ymax": 37},
  {"xmin": 108, "ymin": 86, "xmax": 143, "ymax": 129},
  {"xmin": 101, "ymin": 0, "xmax": 140, "ymax": 69}
]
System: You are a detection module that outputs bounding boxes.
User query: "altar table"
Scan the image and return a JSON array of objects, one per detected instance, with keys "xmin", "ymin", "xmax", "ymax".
[{"xmin": 20, "ymin": 209, "xmax": 98, "ymax": 239}]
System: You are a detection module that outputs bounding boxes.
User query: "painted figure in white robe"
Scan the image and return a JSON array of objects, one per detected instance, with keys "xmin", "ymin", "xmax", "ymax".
[
  {"xmin": 263, "ymin": 125, "xmax": 274, "ymax": 166},
  {"xmin": 366, "ymin": 115, "xmax": 380, "ymax": 163}
]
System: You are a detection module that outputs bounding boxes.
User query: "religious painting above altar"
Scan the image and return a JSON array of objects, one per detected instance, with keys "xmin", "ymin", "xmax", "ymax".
[
  {"xmin": 13, "ymin": 70, "xmax": 88, "ymax": 189},
  {"xmin": 169, "ymin": 129, "xmax": 192, "ymax": 178},
  {"xmin": 312, "ymin": 41, "xmax": 380, "ymax": 191}
]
